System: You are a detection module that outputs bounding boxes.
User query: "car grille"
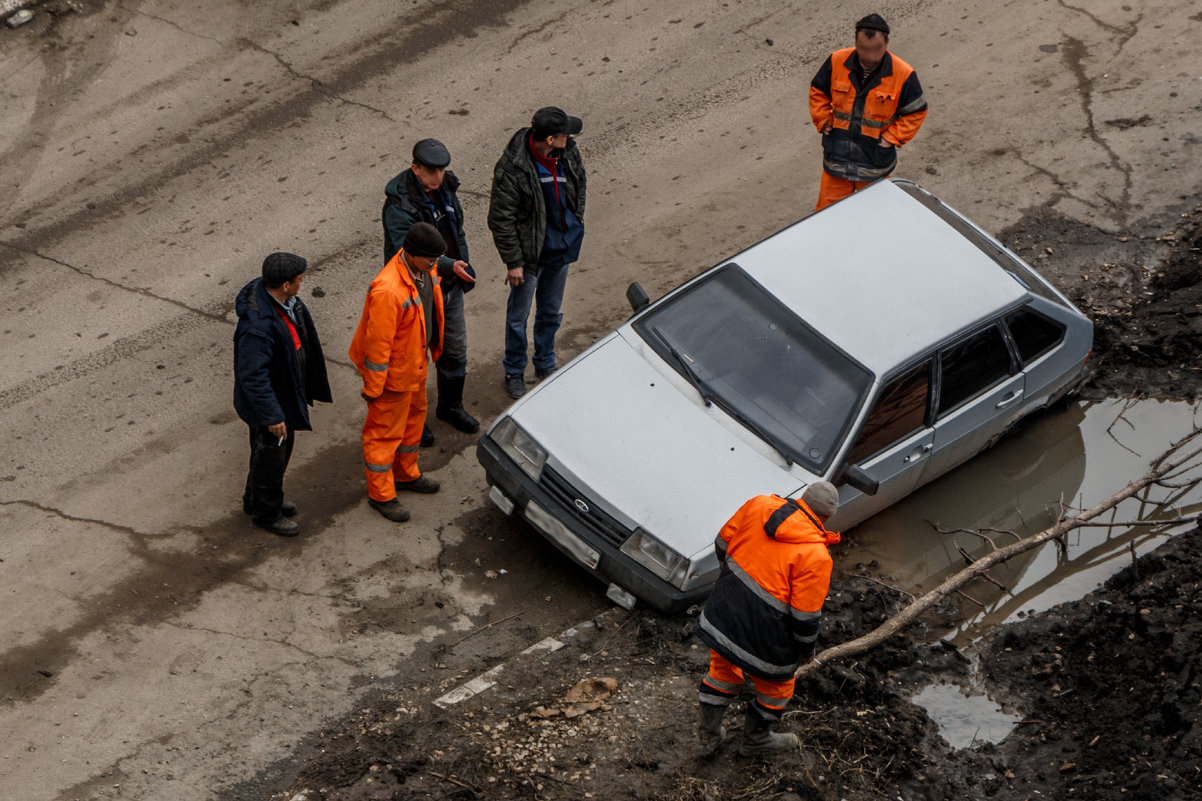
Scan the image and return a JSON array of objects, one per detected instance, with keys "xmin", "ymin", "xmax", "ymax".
[{"xmin": 539, "ymin": 467, "xmax": 632, "ymax": 549}]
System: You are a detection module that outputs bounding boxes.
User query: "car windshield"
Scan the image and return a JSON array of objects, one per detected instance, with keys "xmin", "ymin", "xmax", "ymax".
[{"xmin": 633, "ymin": 264, "xmax": 872, "ymax": 472}]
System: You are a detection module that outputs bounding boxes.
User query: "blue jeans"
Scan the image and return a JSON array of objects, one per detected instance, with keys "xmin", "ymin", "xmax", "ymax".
[{"xmin": 503, "ymin": 260, "xmax": 570, "ymax": 375}]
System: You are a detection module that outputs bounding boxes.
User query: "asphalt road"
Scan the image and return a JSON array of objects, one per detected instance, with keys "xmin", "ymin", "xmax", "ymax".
[{"xmin": 1, "ymin": 0, "xmax": 1197, "ymax": 798}]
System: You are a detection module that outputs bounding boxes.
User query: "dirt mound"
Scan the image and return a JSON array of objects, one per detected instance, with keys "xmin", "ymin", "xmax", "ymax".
[{"xmin": 975, "ymin": 525, "xmax": 1202, "ymax": 801}]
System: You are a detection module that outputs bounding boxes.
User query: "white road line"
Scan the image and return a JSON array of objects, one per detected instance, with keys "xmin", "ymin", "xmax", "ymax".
[{"xmin": 433, "ymin": 609, "xmax": 624, "ymax": 709}]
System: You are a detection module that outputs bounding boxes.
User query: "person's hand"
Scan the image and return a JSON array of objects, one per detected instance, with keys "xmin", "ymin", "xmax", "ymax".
[
  {"xmin": 505, "ymin": 267, "xmax": 526, "ymax": 287},
  {"xmin": 268, "ymin": 421, "xmax": 286, "ymax": 438},
  {"xmin": 878, "ymin": 139, "xmax": 895, "ymax": 148},
  {"xmin": 360, "ymin": 391, "xmax": 377, "ymax": 404},
  {"xmin": 453, "ymin": 261, "xmax": 476, "ymax": 283},
  {"xmin": 820, "ymin": 121, "xmax": 832, "ymax": 134}
]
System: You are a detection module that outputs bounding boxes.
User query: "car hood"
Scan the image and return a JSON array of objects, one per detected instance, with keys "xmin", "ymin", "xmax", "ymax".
[{"xmin": 509, "ymin": 333, "xmax": 806, "ymax": 556}]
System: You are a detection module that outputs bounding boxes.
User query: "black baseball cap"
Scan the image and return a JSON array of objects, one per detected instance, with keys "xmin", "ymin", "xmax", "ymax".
[
  {"xmin": 855, "ymin": 13, "xmax": 890, "ymax": 35},
  {"xmin": 531, "ymin": 106, "xmax": 583, "ymax": 138},
  {"xmin": 412, "ymin": 138, "xmax": 451, "ymax": 168}
]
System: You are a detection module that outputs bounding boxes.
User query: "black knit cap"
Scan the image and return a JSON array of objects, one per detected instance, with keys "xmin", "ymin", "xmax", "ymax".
[
  {"xmin": 261, "ymin": 252, "xmax": 307, "ymax": 283},
  {"xmin": 856, "ymin": 13, "xmax": 890, "ymax": 35},
  {"xmin": 412, "ymin": 138, "xmax": 451, "ymax": 168},
  {"xmin": 402, "ymin": 221, "xmax": 447, "ymax": 259}
]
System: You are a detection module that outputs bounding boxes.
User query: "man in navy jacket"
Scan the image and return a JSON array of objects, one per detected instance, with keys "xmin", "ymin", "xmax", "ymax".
[{"xmin": 233, "ymin": 253, "xmax": 332, "ymax": 535}]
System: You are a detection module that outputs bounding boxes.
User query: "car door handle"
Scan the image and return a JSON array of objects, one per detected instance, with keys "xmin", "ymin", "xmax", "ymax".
[
  {"xmin": 903, "ymin": 444, "xmax": 933, "ymax": 463},
  {"xmin": 995, "ymin": 390, "xmax": 1022, "ymax": 409}
]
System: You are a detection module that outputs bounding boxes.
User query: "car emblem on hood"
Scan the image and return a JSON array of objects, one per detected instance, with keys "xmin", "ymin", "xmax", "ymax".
[{"xmin": 574, "ymin": 498, "xmax": 590, "ymax": 514}]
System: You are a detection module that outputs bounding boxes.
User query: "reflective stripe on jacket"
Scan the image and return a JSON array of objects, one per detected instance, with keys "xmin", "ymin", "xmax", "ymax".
[
  {"xmin": 696, "ymin": 495, "xmax": 841, "ymax": 681},
  {"xmin": 348, "ymin": 250, "xmax": 444, "ymax": 397},
  {"xmin": 809, "ymin": 47, "xmax": 928, "ymax": 181}
]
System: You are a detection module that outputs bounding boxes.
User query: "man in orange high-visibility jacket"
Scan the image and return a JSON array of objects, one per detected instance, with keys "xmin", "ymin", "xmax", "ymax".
[
  {"xmin": 809, "ymin": 13, "xmax": 928, "ymax": 211},
  {"xmin": 695, "ymin": 482, "xmax": 841, "ymax": 757},
  {"xmin": 349, "ymin": 222, "xmax": 446, "ymax": 522}
]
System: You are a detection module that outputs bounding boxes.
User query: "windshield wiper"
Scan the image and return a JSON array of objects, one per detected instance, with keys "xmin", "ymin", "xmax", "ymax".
[
  {"xmin": 709, "ymin": 397, "xmax": 796, "ymax": 467},
  {"xmin": 647, "ymin": 326, "xmax": 797, "ymax": 466},
  {"xmin": 648, "ymin": 325, "xmax": 715, "ymax": 407}
]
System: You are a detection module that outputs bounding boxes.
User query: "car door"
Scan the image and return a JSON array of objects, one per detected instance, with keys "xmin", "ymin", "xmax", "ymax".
[
  {"xmin": 920, "ymin": 322, "xmax": 1025, "ymax": 485},
  {"xmin": 834, "ymin": 360, "xmax": 935, "ymax": 525}
]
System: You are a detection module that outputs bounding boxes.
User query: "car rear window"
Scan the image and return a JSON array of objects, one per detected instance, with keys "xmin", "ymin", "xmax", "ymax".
[{"xmin": 1006, "ymin": 305, "xmax": 1066, "ymax": 364}]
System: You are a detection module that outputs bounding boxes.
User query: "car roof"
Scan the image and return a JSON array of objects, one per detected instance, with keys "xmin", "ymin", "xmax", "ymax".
[{"xmin": 731, "ymin": 179, "xmax": 1030, "ymax": 377}]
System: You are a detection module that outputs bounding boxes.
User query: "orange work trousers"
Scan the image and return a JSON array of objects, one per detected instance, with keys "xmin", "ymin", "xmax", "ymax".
[
  {"xmin": 815, "ymin": 172, "xmax": 882, "ymax": 211},
  {"xmin": 362, "ymin": 388, "xmax": 426, "ymax": 502},
  {"xmin": 699, "ymin": 650, "xmax": 795, "ymax": 719}
]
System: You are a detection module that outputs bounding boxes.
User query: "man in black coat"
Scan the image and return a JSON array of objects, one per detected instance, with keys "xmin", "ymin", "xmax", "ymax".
[
  {"xmin": 382, "ymin": 138, "xmax": 479, "ymax": 443},
  {"xmin": 233, "ymin": 252, "xmax": 332, "ymax": 536}
]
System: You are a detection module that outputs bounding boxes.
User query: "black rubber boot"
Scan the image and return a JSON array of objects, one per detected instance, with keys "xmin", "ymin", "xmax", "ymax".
[
  {"xmin": 739, "ymin": 708, "xmax": 798, "ymax": 756},
  {"xmin": 435, "ymin": 374, "xmax": 479, "ymax": 433},
  {"xmin": 421, "ymin": 423, "xmax": 435, "ymax": 447},
  {"xmin": 696, "ymin": 702, "xmax": 728, "ymax": 758}
]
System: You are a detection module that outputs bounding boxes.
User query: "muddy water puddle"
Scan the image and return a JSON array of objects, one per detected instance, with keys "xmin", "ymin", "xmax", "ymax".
[
  {"xmin": 849, "ymin": 397, "xmax": 1202, "ymax": 645},
  {"xmin": 850, "ymin": 398, "xmax": 1201, "ymax": 748}
]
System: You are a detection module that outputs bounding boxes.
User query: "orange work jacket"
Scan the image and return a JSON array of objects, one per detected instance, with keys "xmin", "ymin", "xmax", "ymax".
[
  {"xmin": 809, "ymin": 48, "xmax": 928, "ymax": 181},
  {"xmin": 348, "ymin": 250, "xmax": 444, "ymax": 397},
  {"xmin": 696, "ymin": 494, "xmax": 841, "ymax": 680}
]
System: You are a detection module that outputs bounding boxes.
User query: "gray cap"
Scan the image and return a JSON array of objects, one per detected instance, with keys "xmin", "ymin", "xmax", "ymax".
[
  {"xmin": 412, "ymin": 138, "xmax": 451, "ymax": 168},
  {"xmin": 802, "ymin": 481, "xmax": 839, "ymax": 520}
]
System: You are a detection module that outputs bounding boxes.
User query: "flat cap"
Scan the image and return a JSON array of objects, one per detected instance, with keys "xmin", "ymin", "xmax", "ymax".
[
  {"xmin": 531, "ymin": 106, "xmax": 583, "ymax": 138},
  {"xmin": 412, "ymin": 138, "xmax": 451, "ymax": 168},
  {"xmin": 802, "ymin": 481, "xmax": 840, "ymax": 520},
  {"xmin": 261, "ymin": 252, "xmax": 307, "ymax": 283},
  {"xmin": 402, "ymin": 221, "xmax": 447, "ymax": 259},
  {"xmin": 855, "ymin": 13, "xmax": 890, "ymax": 35}
]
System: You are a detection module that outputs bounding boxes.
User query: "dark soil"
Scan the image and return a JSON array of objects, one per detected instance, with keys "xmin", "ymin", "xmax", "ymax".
[
  {"xmin": 252, "ymin": 205, "xmax": 1202, "ymax": 801},
  {"xmin": 999, "ymin": 201, "xmax": 1202, "ymax": 401}
]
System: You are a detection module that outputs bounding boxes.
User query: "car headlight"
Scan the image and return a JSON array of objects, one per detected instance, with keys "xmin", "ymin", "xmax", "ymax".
[
  {"xmin": 621, "ymin": 528, "xmax": 689, "ymax": 586},
  {"xmin": 493, "ymin": 416, "xmax": 547, "ymax": 481}
]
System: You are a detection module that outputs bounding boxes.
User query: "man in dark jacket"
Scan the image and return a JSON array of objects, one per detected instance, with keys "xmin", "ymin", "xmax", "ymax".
[
  {"xmin": 233, "ymin": 252, "xmax": 332, "ymax": 536},
  {"xmin": 383, "ymin": 138, "xmax": 479, "ymax": 442},
  {"xmin": 487, "ymin": 107, "xmax": 587, "ymax": 399}
]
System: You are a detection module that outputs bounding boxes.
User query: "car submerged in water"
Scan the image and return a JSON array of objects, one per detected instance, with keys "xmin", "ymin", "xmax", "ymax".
[{"xmin": 477, "ymin": 179, "xmax": 1093, "ymax": 612}]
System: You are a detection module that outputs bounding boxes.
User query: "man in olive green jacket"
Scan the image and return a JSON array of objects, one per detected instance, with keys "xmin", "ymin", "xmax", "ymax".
[{"xmin": 487, "ymin": 106, "xmax": 587, "ymax": 400}]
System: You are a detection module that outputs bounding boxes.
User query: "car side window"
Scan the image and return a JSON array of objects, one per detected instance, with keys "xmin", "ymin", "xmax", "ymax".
[
  {"xmin": 1006, "ymin": 306, "xmax": 1065, "ymax": 364},
  {"xmin": 937, "ymin": 325, "xmax": 1013, "ymax": 416},
  {"xmin": 846, "ymin": 361, "xmax": 931, "ymax": 464}
]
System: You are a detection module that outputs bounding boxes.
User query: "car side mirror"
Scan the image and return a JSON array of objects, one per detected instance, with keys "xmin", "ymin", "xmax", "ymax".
[
  {"xmin": 839, "ymin": 463, "xmax": 879, "ymax": 496},
  {"xmin": 626, "ymin": 282, "xmax": 650, "ymax": 314}
]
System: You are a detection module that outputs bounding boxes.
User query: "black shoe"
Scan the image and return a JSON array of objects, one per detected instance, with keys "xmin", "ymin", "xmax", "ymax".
[
  {"xmin": 396, "ymin": 475, "xmax": 440, "ymax": 494},
  {"xmin": 244, "ymin": 500, "xmax": 298, "ymax": 517},
  {"xmin": 504, "ymin": 373, "xmax": 526, "ymax": 399},
  {"xmin": 253, "ymin": 515, "xmax": 299, "ymax": 537},
  {"xmin": 435, "ymin": 374, "xmax": 479, "ymax": 433},
  {"xmin": 421, "ymin": 423, "xmax": 435, "ymax": 447},
  {"xmin": 534, "ymin": 365, "xmax": 558, "ymax": 381},
  {"xmin": 368, "ymin": 497, "xmax": 411, "ymax": 522}
]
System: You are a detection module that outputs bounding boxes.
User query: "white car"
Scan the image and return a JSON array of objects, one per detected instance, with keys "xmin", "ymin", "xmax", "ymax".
[{"xmin": 477, "ymin": 180, "xmax": 1093, "ymax": 612}]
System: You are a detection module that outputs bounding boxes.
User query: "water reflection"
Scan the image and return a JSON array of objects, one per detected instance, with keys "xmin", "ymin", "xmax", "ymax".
[{"xmin": 846, "ymin": 398, "xmax": 1202, "ymax": 646}]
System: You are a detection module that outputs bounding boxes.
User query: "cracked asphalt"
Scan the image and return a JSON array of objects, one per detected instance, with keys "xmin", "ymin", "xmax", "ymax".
[{"xmin": 0, "ymin": 0, "xmax": 1198, "ymax": 799}]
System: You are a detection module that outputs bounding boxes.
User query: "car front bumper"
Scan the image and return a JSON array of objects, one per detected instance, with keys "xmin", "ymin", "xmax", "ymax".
[{"xmin": 476, "ymin": 434, "xmax": 703, "ymax": 613}]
